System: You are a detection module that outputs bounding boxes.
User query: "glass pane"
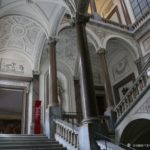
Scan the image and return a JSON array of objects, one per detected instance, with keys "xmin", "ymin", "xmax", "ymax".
[
  {"xmin": 131, "ymin": 0, "xmax": 138, "ymax": 7},
  {"xmin": 139, "ymin": 0, "xmax": 148, "ymax": 9}
]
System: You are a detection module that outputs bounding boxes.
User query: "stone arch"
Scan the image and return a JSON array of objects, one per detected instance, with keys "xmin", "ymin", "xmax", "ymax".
[
  {"xmin": 103, "ymin": 35, "xmax": 139, "ymax": 60},
  {"xmin": 116, "ymin": 113, "xmax": 150, "ymax": 144},
  {"xmin": 57, "ymin": 24, "xmax": 102, "ymax": 53},
  {"xmin": 41, "ymin": 59, "xmax": 76, "ymax": 113},
  {"xmin": 86, "ymin": 27, "xmax": 102, "ymax": 51},
  {"xmin": 105, "ymin": 36, "xmax": 139, "ymax": 87}
]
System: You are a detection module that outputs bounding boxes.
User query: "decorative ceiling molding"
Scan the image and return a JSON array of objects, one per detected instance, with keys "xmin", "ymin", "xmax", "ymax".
[{"xmin": 0, "ymin": 15, "xmax": 43, "ymax": 59}]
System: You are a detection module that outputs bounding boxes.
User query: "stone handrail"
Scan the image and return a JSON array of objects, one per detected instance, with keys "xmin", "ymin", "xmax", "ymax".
[
  {"xmin": 62, "ymin": 112, "xmax": 83, "ymax": 126},
  {"xmin": 54, "ymin": 119, "xmax": 79, "ymax": 150},
  {"xmin": 114, "ymin": 58, "xmax": 150, "ymax": 124}
]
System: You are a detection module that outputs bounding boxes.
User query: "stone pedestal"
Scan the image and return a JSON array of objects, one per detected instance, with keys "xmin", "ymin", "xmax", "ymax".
[
  {"xmin": 45, "ymin": 106, "xmax": 62, "ymax": 139},
  {"xmin": 79, "ymin": 118, "xmax": 109, "ymax": 150},
  {"xmin": 104, "ymin": 107, "xmax": 117, "ymax": 132}
]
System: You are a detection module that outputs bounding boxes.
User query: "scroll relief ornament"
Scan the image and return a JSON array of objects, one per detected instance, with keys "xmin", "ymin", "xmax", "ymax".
[{"xmin": 0, "ymin": 15, "xmax": 41, "ymax": 56}]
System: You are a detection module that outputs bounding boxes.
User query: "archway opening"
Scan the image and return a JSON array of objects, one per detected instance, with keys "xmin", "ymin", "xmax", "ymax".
[
  {"xmin": 120, "ymin": 119, "xmax": 150, "ymax": 150},
  {"xmin": 0, "ymin": 88, "xmax": 25, "ymax": 134}
]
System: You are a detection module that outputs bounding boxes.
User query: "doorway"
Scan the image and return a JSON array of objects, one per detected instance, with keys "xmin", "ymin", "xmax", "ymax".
[{"xmin": 0, "ymin": 88, "xmax": 25, "ymax": 134}]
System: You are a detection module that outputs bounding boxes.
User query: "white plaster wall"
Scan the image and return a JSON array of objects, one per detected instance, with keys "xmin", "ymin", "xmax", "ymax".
[{"xmin": 139, "ymin": 32, "xmax": 150, "ymax": 56}]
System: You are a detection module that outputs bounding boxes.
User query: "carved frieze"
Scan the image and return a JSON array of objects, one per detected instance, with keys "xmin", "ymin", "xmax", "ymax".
[
  {"xmin": 0, "ymin": 58, "xmax": 24, "ymax": 74},
  {"xmin": 0, "ymin": 15, "xmax": 41, "ymax": 56}
]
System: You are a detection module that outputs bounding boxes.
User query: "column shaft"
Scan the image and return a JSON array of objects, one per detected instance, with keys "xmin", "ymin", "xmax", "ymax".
[
  {"xmin": 98, "ymin": 50, "xmax": 114, "ymax": 107},
  {"xmin": 48, "ymin": 37, "xmax": 59, "ymax": 106},
  {"xmin": 76, "ymin": 13, "xmax": 98, "ymax": 121}
]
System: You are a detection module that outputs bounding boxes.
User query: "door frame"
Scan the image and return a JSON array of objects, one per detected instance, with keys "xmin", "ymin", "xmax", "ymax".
[{"xmin": 0, "ymin": 79, "xmax": 30, "ymax": 134}]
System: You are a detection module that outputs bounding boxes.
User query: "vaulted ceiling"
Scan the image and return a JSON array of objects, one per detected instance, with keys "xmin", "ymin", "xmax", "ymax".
[{"xmin": 0, "ymin": 0, "xmax": 76, "ymax": 76}]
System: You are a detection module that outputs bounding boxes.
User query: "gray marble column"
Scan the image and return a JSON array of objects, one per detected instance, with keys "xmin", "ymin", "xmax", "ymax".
[
  {"xmin": 45, "ymin": 37, "xmax": 61, "ymax": 139},
  {"xmin": 98, "ymin": 48, "xmax": 116, "ymax": 131},
  {"xmin": 76, "ymin": 13, "xmax": 98, "ymax": 122},
  {"xmin": 98, "ymin": 49, "xmax": 114, "ymax": 107},
  {"xmin": 76, "ymin": 13, "xmax": 101, "ymax": 150}
]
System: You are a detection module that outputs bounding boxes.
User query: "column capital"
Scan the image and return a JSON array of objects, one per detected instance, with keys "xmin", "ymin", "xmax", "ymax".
[
  {"xmin": 76, "ymin": 12, "xmax": 91, "ymax": 24},
  {"xmin": 48, "ymin": 36, "xmax": 57, "ymax": 45},
  {"xmin": 97, "ymin": 48, "xmax": 107, "ymax": 54},
  {"xmin": 33, "ymin": 70, "xmax": 40, "ymax": 75}
]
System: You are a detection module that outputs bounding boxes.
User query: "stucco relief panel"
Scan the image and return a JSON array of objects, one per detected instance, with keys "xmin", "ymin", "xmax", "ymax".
[
  {"xmin": 112, "ymin": 56, "xmax": 130, "ymax": 81},
  {"xmin": 56, "ymin": 28, "xmax": 78, "ymax": 73},
  {"xmin": 0, "ymin": 58, "xmax": 24, "ymax": 75},
  {"xmin": 0, "ymin": 15, "xmax": 41, "ymax": 56}
]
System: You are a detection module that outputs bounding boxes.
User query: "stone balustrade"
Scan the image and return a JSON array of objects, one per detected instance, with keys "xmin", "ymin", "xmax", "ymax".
[
  {"xmin": 62, "ymin": 112, "xmax": 83, "ymax": 126},
  {"xmin": 114, "ymin": 60, "xmax": 150, "ymax": 123},
  {"xmin": 132, "ymin": 9, "xmax": 150, "ymax": 30},
  {"xmin": 54, "ymin": 119, "xmax": 79, "ymax": 150}
]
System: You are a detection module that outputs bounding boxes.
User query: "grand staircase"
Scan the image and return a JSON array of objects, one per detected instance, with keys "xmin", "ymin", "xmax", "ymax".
[{"xmin": 0, "ymin": 134, "xmax": 66, "ymax": 150}]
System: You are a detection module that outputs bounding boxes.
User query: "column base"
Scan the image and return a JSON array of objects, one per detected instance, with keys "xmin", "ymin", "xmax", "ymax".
[
  {"xmin": 45, "ymin": 106, "xmax": 62, "ymax": 139},
  {"xmin": 79, "ymin": 118, "xmax": 107, "ymax": 150},
  {"xmin": 104, "ymin": 107, "xmax": 117, "ymax": 133}
]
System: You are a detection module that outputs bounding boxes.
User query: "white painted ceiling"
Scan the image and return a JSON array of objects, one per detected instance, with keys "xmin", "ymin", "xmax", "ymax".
[{"xmin": 0, "ymin": 0, "xmax": 76, "ymax": 74}]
